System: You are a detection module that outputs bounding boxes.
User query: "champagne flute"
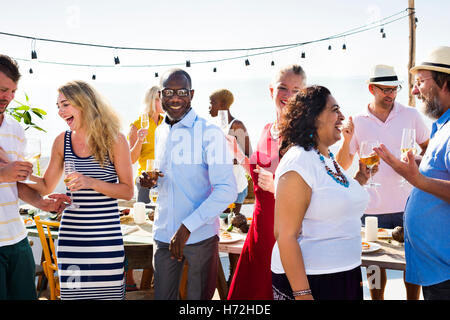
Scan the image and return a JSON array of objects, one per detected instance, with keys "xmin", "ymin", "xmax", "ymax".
[
  {"xmin": 141, "ymin": 113, "xmax": 150, "ymax": 143},
  {"xmin": 21, "ymin": 138, "xmax": 41, "ymax": 184},
  {"xmin": 399, "ymin": 128, "xmax": 416, "ymax": 185},
  {"xmin": 64, "ymin": 160, "xmax": 80, "ymax": 209},
  {"xmin": 360, "ymin": 140, "xmax": 381, "ymax": 188},
  {"xmin": 218, "ymin": 110, "xmax": 228, "ymax": 134},
  {"xmin": 149, "ymin": 188, "xmax": 159, "ymax": 205}
]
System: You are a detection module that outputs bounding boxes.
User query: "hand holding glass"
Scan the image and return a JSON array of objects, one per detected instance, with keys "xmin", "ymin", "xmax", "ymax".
[
  {"xmin": 64, "ymin": 160, "xmax": 80, "ymax": 209},
  {"xmin": 21, "ymin": 138, "xmax": 41, "ymax": 184},
  {"xmin": 360, "ymin": 140, "xmax": 380, "ymax": 188},
  {"xmin": 141, "ymin": 113, "xmax": 150, "ymax": 143}
]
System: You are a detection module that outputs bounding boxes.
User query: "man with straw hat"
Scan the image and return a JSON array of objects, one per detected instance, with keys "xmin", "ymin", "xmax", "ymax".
[
  {"xmin": 375, "ymin": 46, "xmax": 450, "ymax": 300},
  {"xmin": 337, "ymin": 64, "xmax": 430, "ymax": 300}
]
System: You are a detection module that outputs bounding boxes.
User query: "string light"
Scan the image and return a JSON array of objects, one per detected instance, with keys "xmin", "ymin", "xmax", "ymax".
[
  {"xmin": 271, "ymin": 60, "xmax": 275, "ymax": 66},
  {"xmin": 301, "ymin": 51, "xmax": 306, "ymax": 59},
  {"xmin": 1, "ymin": 9, "xmax": 411, "ymax": 70},
  {"xmin": 342, "ymin": 43, "xmax": 347, "ymax": 50},
  {"xmin": 186, "ymin": 60, "xmax": 191, "ymax": 67},
  {"xmin": 213, "ymin": 67, "xmax": 217, "ymax": 72},
  {"xmin": 92, "ymin": 74, "xmax": 96, "ymax": 80},
  {"xmin": 154, "ymin": 72, "xmax": 159, "ymax": 78}
]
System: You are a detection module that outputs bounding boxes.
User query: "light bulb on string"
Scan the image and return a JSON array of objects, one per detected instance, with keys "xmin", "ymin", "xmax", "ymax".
[
  {"xmin": 328, "ymin": 44, "xmax": 332, "ymax": 50},
  {"xmin": 301, "ymin": 51, "xmax": 306, "ymax": 59},
  {"xmin": 155, "ymin": 72, "xmax": 159, "ymax": 78},
  {"xmin": 213, "ymin": 67, "xmax": 217, "ymax": 73},
  {"xmin": 30, "ymin": 39, "xmax": 37, "ymax": 60},
  {"xmin": 245, "ymin": 59, "xmax": 250, "ymax": 66},
  {"xmin": 342, "ymin": 43, "xmax": 347, "ymax": 50},
  {"xmin": 92, "ymin": 74, "xmax": 96, "ymax": 80},
  {"xmin": 271, "ymin": 60, "xmax": 275, "ymax": 66},
  {"xmin": 382, "ymin": 32, "xmax": 386, "ymax": 38},
  {"xmin": 186, "ymin": 60, "xmax": 191, "ymax": 68}
]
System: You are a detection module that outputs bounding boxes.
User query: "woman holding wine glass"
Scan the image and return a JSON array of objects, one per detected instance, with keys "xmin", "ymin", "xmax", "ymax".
[
  {"xmin": 28, "ymin": 80, "xmax": 134, "ymax": 300},
  {"xmin": 128, "ymin": 85, "xmax": 164, "ymax": 203}
]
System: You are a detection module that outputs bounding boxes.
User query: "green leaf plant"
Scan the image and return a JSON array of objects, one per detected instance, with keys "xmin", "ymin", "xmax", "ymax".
[{"xmin": 6, "ymin": 92, "xmax": 47, "ymax": 132}]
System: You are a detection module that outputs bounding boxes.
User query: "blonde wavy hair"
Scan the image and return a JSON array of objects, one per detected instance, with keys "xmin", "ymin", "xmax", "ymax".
[
  {"xmin": 58, "ymin": 80, "xmax": 121, "ymax": 166},
  {"xmin": 141, "ymin": 85, "xmax": 161, "ymax": 116}
]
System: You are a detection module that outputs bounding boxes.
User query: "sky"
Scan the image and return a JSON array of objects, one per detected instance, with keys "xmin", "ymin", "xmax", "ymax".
[
  {"xmin": 1, "ymin": 0, "xmax": 449, "ymax": 81},
  {"xmin": 1, "ymin": 0, "xmax": 449, "ymax": 155}
]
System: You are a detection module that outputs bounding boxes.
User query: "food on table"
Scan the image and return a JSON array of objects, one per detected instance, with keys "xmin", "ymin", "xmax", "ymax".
[
  {"xmin": 119, "ymin": 208, "xmax": 130, "ymax": 216},
  {"xmin": 120, "ymin": 215, "xmax": 133, "ymax": 224},
  {"xmin": 362, "ymin": 242, "xmax": 371, "ymax": 250},
  {"xmin": 231, "ymin": 213, "xmax": 250, "ymax": 233},
  {"xmin": 23, "ymin": 218, "xmax": 34, "ymax": 226},
  {"xmin": 221, "ymin": 231, "xmax": 232, "ymax": 240},
  {"xmin": 392, "ymin": 226, "xmax": 404, "ymax": 243},
  {"xmin": 147, "ymin": 210, "xmax": 154, "ymax": 221}
]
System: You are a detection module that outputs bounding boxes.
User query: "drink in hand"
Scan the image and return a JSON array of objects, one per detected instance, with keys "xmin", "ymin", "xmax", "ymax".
[{"xmin": 360, "ymin": 153, "xmax": 380, "ymax": 168}]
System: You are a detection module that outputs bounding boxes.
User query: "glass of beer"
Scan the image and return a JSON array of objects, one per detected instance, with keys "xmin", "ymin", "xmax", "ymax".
[
  {"xmin": 64, "ymin": 160, "xmax": 79, "ymax": 209},
  {"xmin": 21, "ymin": 138, "xmax": 41, "ymax": 184},
  {"xmin": 360, "ymin": 140, "xmax": 380, "ymax": 188}
]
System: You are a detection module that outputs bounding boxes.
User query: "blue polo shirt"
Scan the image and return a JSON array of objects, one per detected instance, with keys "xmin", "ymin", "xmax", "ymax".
[
  {"xmin": 153, "ymin": 108, "xmax": 237, "ymax": 245},
  {"xmin": 404, "ymin": 108, "xmax": 450, "ymax": 286}
]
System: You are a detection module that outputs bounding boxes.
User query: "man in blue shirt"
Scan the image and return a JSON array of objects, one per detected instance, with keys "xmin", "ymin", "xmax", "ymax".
[
  {"xmin": 375, "ymin": 46, "xmax": 450, "ymax": 300},
  {"xmin": 140, "ymin": 68, "xmax": 237, "ymax": 299}
]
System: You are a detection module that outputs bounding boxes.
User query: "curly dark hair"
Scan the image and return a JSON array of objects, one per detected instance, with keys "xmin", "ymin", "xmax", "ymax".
[{"xmin": 279, "ymin": 85, "xmax": 331, "ymax": 157}]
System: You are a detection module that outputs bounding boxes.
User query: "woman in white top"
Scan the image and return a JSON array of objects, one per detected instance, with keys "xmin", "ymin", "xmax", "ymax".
[{"xmin": 272, "ymin": 86, "xmax": 375, "ymax": 300}]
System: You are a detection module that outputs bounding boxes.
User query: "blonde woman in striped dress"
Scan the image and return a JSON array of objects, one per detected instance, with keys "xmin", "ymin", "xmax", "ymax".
[{"xmin": 29, "ymin": 80, "xmax": 133, "ymax": 299}]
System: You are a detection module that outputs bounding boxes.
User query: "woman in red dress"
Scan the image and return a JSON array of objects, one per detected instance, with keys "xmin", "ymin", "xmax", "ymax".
[{"xmin": 227, "ymin": 65, "xmax": 306, "ymax": 299}]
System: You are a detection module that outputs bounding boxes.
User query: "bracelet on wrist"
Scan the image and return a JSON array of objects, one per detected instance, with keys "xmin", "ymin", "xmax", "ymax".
[{"xmin": 292, "ymin": 289, "xmax": 312, "ymax": 297}]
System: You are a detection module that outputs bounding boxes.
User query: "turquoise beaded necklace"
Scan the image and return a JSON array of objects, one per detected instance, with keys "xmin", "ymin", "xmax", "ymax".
[{"xmin": 316, "ymin": 149, "xmax": 349, "ymax": 188}]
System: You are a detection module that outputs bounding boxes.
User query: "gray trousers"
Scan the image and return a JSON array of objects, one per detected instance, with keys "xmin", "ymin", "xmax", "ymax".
[{"xmin": 153, "ymin": 235, "xmax": 219, "ymax": 300}]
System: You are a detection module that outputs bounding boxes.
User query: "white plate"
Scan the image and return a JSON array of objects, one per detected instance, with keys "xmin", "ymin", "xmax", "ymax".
[
  {"xmin": 362, "ymin": 242, "xmax": 381, "ymax": 253},
  {"xmin": 219, "ymin": 232, "xmax": 243, "ymax": 244}
]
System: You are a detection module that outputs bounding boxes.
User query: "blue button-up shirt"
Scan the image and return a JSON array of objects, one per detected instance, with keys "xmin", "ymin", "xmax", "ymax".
[
  {"xmin": 153, "ymin": 108, "xmax": 237, "ymax": 244},
  {"xmin": 404, "ymin": 108, "xmax": 450, "ymax": 286}
]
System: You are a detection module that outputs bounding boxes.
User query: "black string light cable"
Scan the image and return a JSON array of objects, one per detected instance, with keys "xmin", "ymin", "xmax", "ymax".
[{"xmin": 1, "ymin": 8, "xmax": 411, "ymax": 69}]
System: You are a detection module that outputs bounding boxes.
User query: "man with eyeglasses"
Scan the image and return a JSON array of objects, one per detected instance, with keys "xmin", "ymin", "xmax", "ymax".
[
  {"xmin": 139, "ymin": 68, "xmax": 237, "ymax": 299},
  {"xmin": 337, "ymin": 64, "xmax": 430, "ymax": 300},
  {"xmin": 374, "ymin": 46, "xmax": 450, "ymax": 300}
]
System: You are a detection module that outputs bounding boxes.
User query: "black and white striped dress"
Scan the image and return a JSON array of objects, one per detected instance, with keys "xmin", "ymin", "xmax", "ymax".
[{"xmin": 57, "ymin": 131, "xmax": 125, "ymax": 300}]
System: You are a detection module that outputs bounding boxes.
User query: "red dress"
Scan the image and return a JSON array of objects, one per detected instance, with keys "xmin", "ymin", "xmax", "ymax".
[{"xmin": 227, "ymin": 123, "xmax": 280, "ymax": 300}]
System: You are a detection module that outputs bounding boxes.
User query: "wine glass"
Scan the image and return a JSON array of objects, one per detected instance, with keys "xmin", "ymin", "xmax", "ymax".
[
  {"xmin": 21, "ymin": 138, "xmax": 41, "ymax": 184},
  {"xmin": 64, "ymin": 160, "xmax": 80, "ymax": 209},
  {"xmin": 360, "ymin": 140, "xmax": 381, "ymax": 188},
  {"xmin": 141, "ymin": 113, "xmax": 150, "ymax": 143},
  {"xmin": 149, "ymin": 188, "xmax": 159, "ymax": 205},
  {"xmin": 218, "ymin": 110, "xmax": 228, "ymax": 133},
  {"xmin": 399, "ymin": 128, "xmax": 416, "ymax": 185}
]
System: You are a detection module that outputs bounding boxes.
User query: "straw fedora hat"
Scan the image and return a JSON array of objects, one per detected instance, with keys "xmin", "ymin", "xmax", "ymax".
[
  {"xmin": 410, "ymin": 46, "xmax": 450, "ymax": 75},
  {"xmin": 367, "ymin": 64, "xmax": 403, "ymax": 86}
]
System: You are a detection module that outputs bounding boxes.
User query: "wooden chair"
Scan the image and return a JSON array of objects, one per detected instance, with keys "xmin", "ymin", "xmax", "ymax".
[{"xmin": 34, "ymin": 216, "xmax": 60, "ymax": 300}]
